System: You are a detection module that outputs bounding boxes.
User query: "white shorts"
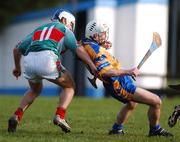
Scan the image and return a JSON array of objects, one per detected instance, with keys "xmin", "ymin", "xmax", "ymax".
[{"xmin": 23, "ymin": 50, "xmax": 65, "ymax": 83}]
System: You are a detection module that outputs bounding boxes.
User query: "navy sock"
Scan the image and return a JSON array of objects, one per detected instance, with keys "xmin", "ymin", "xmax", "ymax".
[
  {"xmin": 112, "ymin": 123, "xmax": 123, "ymax": 130},
  {"xmin": 150, "ymin": 124, "xmax": 160, "ymax": 132}
]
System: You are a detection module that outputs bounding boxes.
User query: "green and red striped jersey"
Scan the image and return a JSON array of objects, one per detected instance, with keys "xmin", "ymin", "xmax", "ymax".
[{"xmin": 17, "ymin": 22, "xmax": 78, "ymax": 57}]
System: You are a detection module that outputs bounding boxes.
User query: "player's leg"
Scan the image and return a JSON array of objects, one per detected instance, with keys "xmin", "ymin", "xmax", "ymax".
[
  {"xmin": 8, "ymin": 81, "xmax": 42, "ymax": 132},
  {"xmin": 109, "ymin": 101, "xmax": 138, "ymax": 135},
  {"xmin": 47, "ymin": 70, "xmax": 75, "ymax": 133},
  {"xmin": 168, "ymin": 105, "xmax": 180, "ymax": 127},
  {"xmin": 19, "ymin": 81, "xmax": 43, "ymax": 111},
  {"xmin": 117, "ymin": 101, "xmax": 138, "ymax": 124},
  {"xmin": 132, "ymin": 87, "xmax": 173, "ymax": 137},
  {"xmin": 104, "ymin": 77, "xmax": 138, "ymax": 135},
  {"xmin": 132, "ymin": 88, "xmax": 161, "ymax": 126}
]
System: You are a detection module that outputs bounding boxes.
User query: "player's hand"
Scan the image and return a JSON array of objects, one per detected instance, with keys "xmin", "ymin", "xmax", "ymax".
[
  {"xmin": 102, "ymin": 41, "xmax": 112, "ymax": 49},
  {"xmin": 89, "ymin": 64, "xmax": 98, "ymax": 77},
  {"xmin": 12, "ymin": 68, "xmax": 21, "ymax": 79},
  {"xmin": 130, "ymin": 67, "xmax": 140, "ymax": 77}
]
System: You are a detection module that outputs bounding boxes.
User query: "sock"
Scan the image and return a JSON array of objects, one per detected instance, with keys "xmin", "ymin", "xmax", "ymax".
[
  {"xmin": 112, "ymin": 123, "xmax": 123, "ymax": 130},
  {"xmin": 150, "ymin": 124, "xmax": 160, "ymax": 132},
  {"xmin": 56, "ymin": 107, "xmax": 66, "ymax": 119},
  {"xmin": 14, "ymin": 107, "xmax": 24, "ymax": 121}
]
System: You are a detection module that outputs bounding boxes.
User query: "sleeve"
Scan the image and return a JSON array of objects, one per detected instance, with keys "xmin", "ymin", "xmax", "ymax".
[
  {"xmin": 64, "ymin": 28, "xmax": 78, "ymax": 53},
  {"xmin": 16, "ymin": 33, "xmax": 33, "ymax": 55}
]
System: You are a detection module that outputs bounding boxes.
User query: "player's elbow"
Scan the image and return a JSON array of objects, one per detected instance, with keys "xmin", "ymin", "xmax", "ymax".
[
  {"xmin": 75, "ymin": 46, "xmax": 83, "ymax": 55},
  {"xmin": 102, "ymin": 72, "xmax": 118, "ymax": 77},
  {"xmin": 13, "ymin": 47, "xmax": 21, "ymax": 55},
  {"xmin": 103, "ymin": 69, "xmax": 120, "ymax": 77}
]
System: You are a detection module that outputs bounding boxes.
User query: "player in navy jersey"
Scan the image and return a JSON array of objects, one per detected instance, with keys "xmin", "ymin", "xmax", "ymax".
[{"xmin": 8, "ymin": 9, "xmax": 97, "ymax": 133}]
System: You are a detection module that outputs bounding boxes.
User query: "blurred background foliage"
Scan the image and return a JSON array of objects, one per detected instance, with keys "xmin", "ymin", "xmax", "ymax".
[{"xmin": 0, "ymin": 0, "xmax": 85, "ymax": 30}]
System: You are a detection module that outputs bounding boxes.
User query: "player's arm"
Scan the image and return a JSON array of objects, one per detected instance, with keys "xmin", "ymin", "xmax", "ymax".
[
  {"xmin": 13, "ymin": 46, "xmax": 22, "ymax": 79},
  {"xmin": 13, "ymin": 33, "xmax": 32, "ymax": 79},
  {"xmin": 75, "ymin": 45, "xmax": 97, "ymax": 75},
  {"xmin": 64, "ymin": 29, "xmax": 97, "ymax": 76},
  {"xmin": 101, "ymin": 67, "xmax": 139, "ymax": 77}
]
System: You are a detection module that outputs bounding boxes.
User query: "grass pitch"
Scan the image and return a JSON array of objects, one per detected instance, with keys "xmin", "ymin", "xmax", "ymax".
[{"xmin": 0, "ymin": 95, "xmax": 179, "ymax": 142}]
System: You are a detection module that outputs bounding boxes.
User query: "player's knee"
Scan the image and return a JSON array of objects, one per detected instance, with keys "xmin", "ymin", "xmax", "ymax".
[
  {"xmin": 29, "ymin": 82, "xmax": 43, "ymax": 95},
  {"xmin": 65, "ymin": 81, "xmax": 75, "ymax": 89},
  {"xmin": 71, "ymin": 81, "xmax": 75, "ymax": 90},
  {"xmin": 63, "ymin": 77, "xmax": 75, "ymax": 89},
  {"xmin": 152, "ymin": 95, "xmax": 162, "ymax": 108},
  {"xmin": 33, "ymin": 87, "xmax": 42, "ymax": 95},
  {"xmin": 30, "ymin": 90, "xmax": 42, "ymax": 97}
]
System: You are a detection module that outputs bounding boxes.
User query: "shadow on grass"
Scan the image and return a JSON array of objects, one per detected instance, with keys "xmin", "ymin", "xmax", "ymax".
[{"xmin": 0, "ymin": 127, "xmax": 177, "ymax": 142}]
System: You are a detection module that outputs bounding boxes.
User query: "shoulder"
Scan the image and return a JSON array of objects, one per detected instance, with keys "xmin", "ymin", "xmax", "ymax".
[
  {"xmin": 64, "ymin": 28, "xmax": 76, "ymax": 40},
  {"xmin": 63, "ymin": 28, "xmax": 77, "ymax": 51},
  {"xmin": 18, "ymin": 33, "xmax": 32, "ymax": 47},
  {"xmin": 82, "ymin": 38, "xmax": 100, "ymax": 53}
]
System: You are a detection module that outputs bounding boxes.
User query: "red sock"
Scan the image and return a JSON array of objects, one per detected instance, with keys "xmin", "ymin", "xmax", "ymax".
[
  {"xmin": 14, "ymin": 107, "xmax": 24, "ymax": 121},
  {"xmin": 56, "ymin": 107, "xmax": 66, "ymax": 119}
]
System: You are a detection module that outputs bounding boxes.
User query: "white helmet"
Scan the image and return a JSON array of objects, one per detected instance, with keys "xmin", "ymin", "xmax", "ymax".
[
  {"xmin": 51, "ymin": 9, "xmax": 75, "ymax": 31},
  {"xmin": 85, "ymin": 20, "xmax": 109, "ymax": 40}
]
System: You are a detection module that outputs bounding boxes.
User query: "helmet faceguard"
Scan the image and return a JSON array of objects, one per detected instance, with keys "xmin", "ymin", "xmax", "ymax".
[
  {"xmin": 51, "ymin": 9, "xmax": 75, "ymax": 31},
  {"xmin": 85, "ymin": 20, "xmax": 109, "ymax": 44}
]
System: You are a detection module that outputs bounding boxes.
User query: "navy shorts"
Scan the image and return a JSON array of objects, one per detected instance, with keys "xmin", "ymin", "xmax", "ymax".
[{"xmin": 103, "ymin": 75, "xmax": 137, "ymax": 103}]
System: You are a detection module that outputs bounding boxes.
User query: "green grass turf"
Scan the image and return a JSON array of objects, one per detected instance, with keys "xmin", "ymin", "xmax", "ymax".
[{"xmin": 0, "ymin": 95, "xmax": 179, "ymax": 142}]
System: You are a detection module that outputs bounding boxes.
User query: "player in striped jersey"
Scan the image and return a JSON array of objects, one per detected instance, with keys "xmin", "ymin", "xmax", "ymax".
[
  {"xmin": 8, "ymin": 9, "xmax": 97, "ymax": 133},
  {"xmin": 82, "ymin": 20, "xmax": 173, "ymax": 137}
]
